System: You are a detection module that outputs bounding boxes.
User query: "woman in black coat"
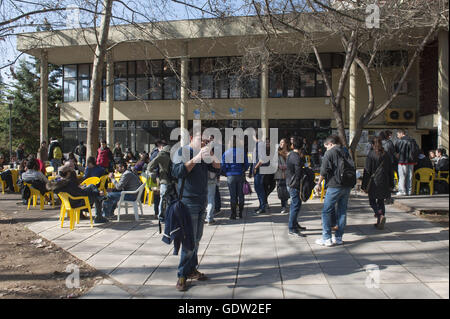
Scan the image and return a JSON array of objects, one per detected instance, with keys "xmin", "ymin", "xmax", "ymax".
[{"xmin": 362, "ymin": 136, "xmax": 394, "ymax": 230}]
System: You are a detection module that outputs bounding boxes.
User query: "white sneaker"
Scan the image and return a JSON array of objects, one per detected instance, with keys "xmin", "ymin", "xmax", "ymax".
[
  {"xmin": 332, "ymin": 236, "xmax": 343, "ymax": 245},
  {"xmin": 315, "ymin": 238, "xmax": 334, "ymax": 247}
]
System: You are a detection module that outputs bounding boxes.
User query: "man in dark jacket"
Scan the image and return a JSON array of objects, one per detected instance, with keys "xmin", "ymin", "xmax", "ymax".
[
  {"xmin": 394, "ymin": 129, "xmax": 418, "ymax": 196},
  {"xmin": 47, "ymin": 164, "xmax": 108, "ymax": 224},
  {"xmin": 171, "ymin": 128, "xmax": 221, "ymax": 291},
  {"xmin": 148, "ymin": 142, "xmax": 172, "ymax": 219},
  {"xmin": 285, "ymin": 138, "xmax": 306, "ymax": 237},
  {"xmin": 74, "ymin": 141, "xmax": 87, "ymax": 167},
  {"xmin": 314, "ymin": 135, "xmax": 354, "ymax": 247},
  {"xmin": 16, "ymin": 143, "xmax": 26, "ymax": 162}
]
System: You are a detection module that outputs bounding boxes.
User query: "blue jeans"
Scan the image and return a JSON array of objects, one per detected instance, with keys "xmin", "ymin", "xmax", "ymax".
[
  {"xmin": 102, "ymin": 191, "xmax": 136, "ymax": 217},
  {"xmin": 321, "ymin": 187, "xmax": 351, "ymax": 240},
  {"xmin": 51, "ymin": 159, "xmax": 61, "ymax": 171},
  {"xmin": 158, "ymin": 183, "xmax": 168, "ymax": 219},
  {"xmin": 206, "ymin": 182, "xmax": 216, "ymax": 222},
  {"xmin": 227, "ymin": 175, "xmax": 244, "ymax": 208},
  {"xmin": 83, "ymin": 184, "xmax": 102, "ymax": 217},
  {"xmin": 254, "ymin": 173, "xmax": 266, "ymax": 211},
  {"xmin": 178, "ymin": 199, "xmax": 206, "ymax": 278},
  {"xmin": 215, "ymin": 184, "xmax": 221, "ymax": 211},
  {"xmin": 288, "ymin": 187, "xmax": 302, "ymax": 232}
]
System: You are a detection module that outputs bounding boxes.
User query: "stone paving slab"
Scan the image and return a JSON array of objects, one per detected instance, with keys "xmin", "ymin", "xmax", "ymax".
[{"xmin": 1, "ymin": 182, "xmax": 448, "ymax": 299}]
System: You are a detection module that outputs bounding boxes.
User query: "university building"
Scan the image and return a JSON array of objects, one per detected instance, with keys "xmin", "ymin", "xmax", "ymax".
[{"xmin": 17, "ymin": 16, "xmax": 448, "ymax": 165}]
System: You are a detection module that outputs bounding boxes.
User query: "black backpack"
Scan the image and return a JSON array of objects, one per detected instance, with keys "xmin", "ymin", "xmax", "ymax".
[
  {"xmin": 336, "ymin": 148, "xmax": 356, "ymax": 188},
  {"xmin": 408, "ymin": 139, "xmax": 420, "ymax": 163},
  {"xmin": 299, "ymin": 167, "xmax": 315, "ymax": 202}
]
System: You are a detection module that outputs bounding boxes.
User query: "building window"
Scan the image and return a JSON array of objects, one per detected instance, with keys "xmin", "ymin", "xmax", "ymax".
[{"xmin": 63, "ymin": 63, "xmax": 105, "ymax": 102}]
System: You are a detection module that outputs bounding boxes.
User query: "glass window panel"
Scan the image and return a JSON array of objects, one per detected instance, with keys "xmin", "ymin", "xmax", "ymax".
[
  {"xmin": 78, "ymin": 64, "xmax": 90, "ymax": 78},
  {"xmin": 114, "ymin": 62, "xmax": 127, "ymax": 77},
  {"xmin": 285, "ymin": 72, "xmax": 300, "ymax": 98},
  {"xmin": 136, "ymin": 77, "xmax": 149, "ymax": 100},
  {"xmin": 229, "ymin": 75, "xmax": 241, "ymax": 98},
  {"xmin": 332, "ymin": 53, "xmax": 344, "ymax": 68},
  {"xmin": 242, "ymin": 76, "xmax": 259, "ymax": 98},
  {"xmin": 200, "ymin": 58, "xmax": 214, "ymax": 73},
  {"xmin": 127, "ymin": 61, "xmax": 136, "ymax": 75},
  {"xmin": 190, "ymin": 58, "xmax": 200, "ymax": 73},
  {"xmin": 269, "ymin": 74, "xmax": 283, "ymax": 98},
  {"xmin": 150, "ymin": 76, "xmax": 162, "ymax": 100},
  {"xmin": 136, "ymin": 61, "xmax": 149, "ymax": 75},
  {"xmin": 114, "ymin": 78, "xmax": 127, "ymax": 101},
  {"xmin": 316, "ymin": 72, "xmax": 331, "ymax": 96},
  {"xmin": 64, "ymin": 79, "xmax": 77, "ymax": 102},
  {"xmin": 201, "ymin": 74, "xmax": 213, "ymax": 98},
  {"xmin": 77, "ymin": 79, "xmax": 90, "ymax": 101},
  {"xmin": 300, "ymin": 71, "xmax": 316, "ymax": 97},
  {"xmin": 150, "ymin": 60, "xmax": 163, "ymax": 75},
  {"xmin": 64, "ymin": 65, "xmax": 77, "ymax": 78},
  {"xmin": 190, "ymin": 75, "xmax": 200, "ymax": 98},
  {"xmin": 319, "ymin": 53, "xmax": 332, "ymax": 69},
  {"xmin": 102, "ymin": 78, "xmax": 106, "ymax": 101},
  {"xmin": 215, "ymin": 75, "xmax": 228, "ymax": 98},
  {"xmin": 164, "ymin": 76, "xmax": 178, "ymax": 100},
  {"xmin": 128, "ymin": 78, "xmax": 136, "ymax": 100}
]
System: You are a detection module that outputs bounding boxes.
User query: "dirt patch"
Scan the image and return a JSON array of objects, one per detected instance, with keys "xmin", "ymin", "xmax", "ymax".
[
  {"xmin": 414, "ymin": 210, "xmax": 449, "ymax": 229},
  {"xmin": 0, "ymin": 211, "xmax": 103, "ymax": 299}
]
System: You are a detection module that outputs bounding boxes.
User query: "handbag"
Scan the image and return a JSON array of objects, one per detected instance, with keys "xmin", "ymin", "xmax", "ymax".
[
  {"xmin": 277, "ymin": 179, "xmax": 290, "ymax": 201},
  {"xmin": 243, "ymin": 179, "xmax": 252, "ymax": 195}
]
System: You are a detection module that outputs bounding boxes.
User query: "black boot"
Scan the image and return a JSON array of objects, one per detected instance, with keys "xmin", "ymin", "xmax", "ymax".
[
  {"xmin": 238, "ymin": 203, "xmax": 244, "ymax": 219},
  {"xmin": 230, "ymin": 205, "xmax": 237, "ymax": 220}
]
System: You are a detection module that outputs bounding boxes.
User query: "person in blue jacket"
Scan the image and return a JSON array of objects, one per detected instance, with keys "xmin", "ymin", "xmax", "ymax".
[
  {"xmin": 221, "ymin": 136, "xmax": 250, "ymax": 220},
  {"xmin": 171, "ymin": 128, "xmax": 221, "ymax": 292}
]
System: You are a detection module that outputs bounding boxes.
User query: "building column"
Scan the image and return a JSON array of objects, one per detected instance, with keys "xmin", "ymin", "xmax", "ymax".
[
  {"xmin": 180, "ymin": 42, "xmax": 189, "ymax": 136},
  {"xmin": 349, "ymin": 61, "xmax": 357, "ymax": 146},
  {"xmin": 106, "ymin": 52, "xmax": 114, "ymax": 146},
  {"xmin": 438, "ymin": 30, "xmax": 449, "ymax": 151},
  {"xmin": 260, "ymin": 59, "xmax": 269, "ymax": 140},
  {"xmin": 40, "ymin": 50, "xmax": 48, "ymax": 144}
]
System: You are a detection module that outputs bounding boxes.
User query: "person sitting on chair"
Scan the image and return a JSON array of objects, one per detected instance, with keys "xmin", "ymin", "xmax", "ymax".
[
  {"xmin": 83, "ymin": 156, "xmax": 106, "ymax": 180},
  {"xmin": 47, "ymin": 163, "xmax": 108, "ymax": 224},
  {"xmin": 101, "ymin": 162, "xmax": 142, "ymax": 219}
]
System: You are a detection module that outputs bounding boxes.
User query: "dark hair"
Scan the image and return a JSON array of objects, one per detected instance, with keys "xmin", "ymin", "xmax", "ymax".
[
  {"xmin": 26, "ymin": 159, "xmax": 37, "ymax": 170},
  {"xmin": 397, "ymin": 128, "xmax": 406, "ymax": 135},
  {"xmin": 324, "ymin": 135, "xmax": 341, "ymax": 146},
  {"xmin": 378, "ymin": 131, "xmax": 386, "ymax": 140},
  {"xmin": 87, "ymin": 156, "xmax": 96, "ymax": 166},
  {"xmin": 385, "ymin": 130, "xmax": 392, "ymax": 138},
  {"xmin": 291, "ymin": 138, "xmax": 303, "ymax": 150},
  {"xmin": 68, "ymin": 152, "xmax": 76, "ymax": 160},
  {"xmin": 373, "ymin": 136, "xmax": 384, "ymax": 156},
  {"xmin": 101, "ymin": 140, "xmax": 107, "ymax": 144},
  {"xmin": 437, "ymin": 148, "xmax": 447, "ymax": 156}
]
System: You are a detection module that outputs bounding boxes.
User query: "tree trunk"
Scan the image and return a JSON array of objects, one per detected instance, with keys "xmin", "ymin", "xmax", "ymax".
[{"xmin": 86, "ymin": 0, "xmax": 114, "ymax": 159}]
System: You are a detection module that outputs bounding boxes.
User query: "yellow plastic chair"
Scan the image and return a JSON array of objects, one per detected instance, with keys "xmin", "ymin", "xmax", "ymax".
[
  {"xmin": 10, "ymin": 169, "xmax": 20, "ymax": 192},
  {"xmin": 0, "ymin": 176, "xmax": 6, "ymax": 194},
  {"xmin": 58, "ymin": 192, "xmax": 93, "ymax": 230},
  {"xmin": 98, "ymin": 175, "xmax": 109, "ymax": 193},
  {"xmin": 23, "ymin": 182, "xmax": 55, "ymax": 210},
  {"xmin": 435, "ymin": 170, "xmax": 449, "ymax": 184},
  {"xmin": 45, "ymin": 166, "xmax": 54, "ymax": 176},
  {"xmin": 413, "ymin": 168, "xmax": 435, "ymax": 195},
  {"xmin": 320, "ymin": 180, "xmax": 326, "ymax": 202},
  {"xmin": 394, "ymin": 171, "xmax": 399, "ymax": 188},
  {"xmin": 80, "ymin": 176, "xmax": 100, "ymax": 187},
  {"xmin": 140, "ymin": 176, "xmax": 154, "ymax": 205}
]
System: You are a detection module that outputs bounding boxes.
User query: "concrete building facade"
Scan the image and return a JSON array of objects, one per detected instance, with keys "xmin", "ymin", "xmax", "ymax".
[{"xmin": 17, "ymin": 16, "xmax": 448, "ymax": 165}]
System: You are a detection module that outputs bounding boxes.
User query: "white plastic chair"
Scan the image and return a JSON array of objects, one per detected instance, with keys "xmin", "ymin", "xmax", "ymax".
[{"xmin": 117, "ymin": 183, "xmax": 145, "ymax": 221}]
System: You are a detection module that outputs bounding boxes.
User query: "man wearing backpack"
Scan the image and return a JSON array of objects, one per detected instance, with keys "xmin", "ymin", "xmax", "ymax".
[
  {"xmin": 394, "ymin": 129, "xmax": 419, "ymax": 196},
  {"xmin": 171, "ymin": 128, "xmax": 221, "ymax": 291},
  {"xmin": 314, "ymin": 135, "xmax": 356, "ymax": 247}
]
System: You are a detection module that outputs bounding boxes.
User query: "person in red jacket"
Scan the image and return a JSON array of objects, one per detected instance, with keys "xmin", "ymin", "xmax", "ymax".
[{"xmin": 96, "ymin": 140, "xmax": 113, "ymax": 172}]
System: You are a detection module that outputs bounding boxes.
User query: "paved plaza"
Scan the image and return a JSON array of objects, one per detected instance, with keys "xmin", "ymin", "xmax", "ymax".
[{"xmin": 6, "ymin": 181, "xmax": 450, "ymax": 299}]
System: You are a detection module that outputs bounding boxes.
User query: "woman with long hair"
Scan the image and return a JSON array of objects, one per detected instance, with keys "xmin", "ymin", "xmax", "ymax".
[
  {"xmin": 274, "ymin": 138, "xmax": 290, "ymax": 213},
  {"xmin": 362, "ymin": 136, "xmax": 394, "ymax": 229}
]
